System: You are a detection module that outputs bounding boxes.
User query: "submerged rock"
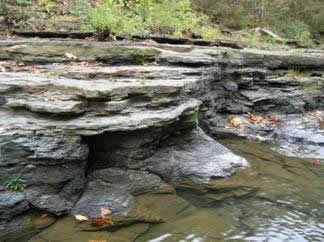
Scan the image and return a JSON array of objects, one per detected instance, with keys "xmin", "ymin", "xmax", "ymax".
[
  {"xmin": 71, "ymin": 179, "xmax": 134, "ymax": 219},
  {"xmin": 144, "ymin": 127, "xmax": 249, "ymax": 184},
  {"xmin": 72, "ymin": 169, "xmax": 167, "ymax": 218}
]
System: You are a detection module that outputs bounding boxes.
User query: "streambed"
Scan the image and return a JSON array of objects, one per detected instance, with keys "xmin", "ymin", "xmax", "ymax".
[{"xmin": 5, "ymin": 140, "xmax": 323, "ymax": 242}]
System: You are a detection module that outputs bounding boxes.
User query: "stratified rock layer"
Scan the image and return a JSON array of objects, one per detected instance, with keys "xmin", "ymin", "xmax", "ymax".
[{"xmin": 0, "ymin": 37, "xmax": 323, "ymax": 239}]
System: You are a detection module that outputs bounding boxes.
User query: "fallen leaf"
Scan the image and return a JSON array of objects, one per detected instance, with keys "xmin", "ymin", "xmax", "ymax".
[
  {"xmin": 91, "ymin": 217, "xmax": 114, "ymax": 227},
  {"xmin": 254, "ymin": 135, "xmax": 266, "ymax": 141},
  {"xmin": 65, "ymin": 53, "xmax": 78, "ymax": 60},
  {"xmin": 74, "ymin": 214, "xmax": 89, "ymax": 222},
  {"xmin": 225, "ymin": 116, "xmax": 246, "ymax": 133},
  {"xmin": 246, "ymin": 112, "xmax": 264, "ymax": 124},
  {"xmin": 309, "ymin": 160, "xmax": 321, "ymax": 165},
  {"xmin": 266, "ymin": 114, "xmax": 279, "ymax": 124},
  {"xmin": 100, "ymin": 208, "xmax": 112, "ymax": 217},
  {"xmin": 226, "ymin": 116, "xmax": 244, "ymax": 128},
  {"xmin": 310, "ymin": 111, "xmax": 324, "ymax": 120},
  {"xmin": 142, "ymin": 39, "xmax": 158, "ymax": 45},
  {"xmin": 79, "ymin": 60, "xmax": 104, "ymax": 67},
  {"xmin": 40, "ymin": 214, "xmax": 49, "ymax": 219}
]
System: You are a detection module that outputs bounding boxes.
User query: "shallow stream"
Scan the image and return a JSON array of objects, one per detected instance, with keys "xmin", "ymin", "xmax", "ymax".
[{"xmin": 7, "ymin": 140, "xmax": 324, "ymax": 242}]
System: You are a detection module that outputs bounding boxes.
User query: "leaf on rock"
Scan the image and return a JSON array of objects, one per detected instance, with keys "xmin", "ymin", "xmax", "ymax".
[
  {"xmin": 74, "ymin": 214, "xmax": 89, "ymax": 222},
  {"xmin": 100, "ymin": 208, "xmax": 112, "ymax": 217},
  {"xmin": 309, "ymin": 160, "xmax": 321, "ymax": 165},
  {"xmin": 266, "ymin": 114, "xmax": 279, "ymax": 124},
  {"xmin": 64, "ymin": 53, "xmax": 78, "ymax": 60},
  {"xmin": 246, "ymin": 112, "xmax": 264, "ymax": 124},
  {"xmin": 225, "ymin": 116, "xmax": 245, "ymax": 133}
]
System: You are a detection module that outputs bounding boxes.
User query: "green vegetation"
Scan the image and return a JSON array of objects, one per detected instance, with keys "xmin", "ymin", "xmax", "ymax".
[
  {"xmin": 6, "ymin": 171, "xmax": 27, "ymax": 191},
  {"xmin": 192, "ymin": 0, "xmax": 323, "ymax": 46},
  {"xmin": 84, "ymin": 0, "xmax": 218, "ymax": 39},
  {"xmin": 0, "ymin": 0, "xmax": 323, "ymax": 47}
]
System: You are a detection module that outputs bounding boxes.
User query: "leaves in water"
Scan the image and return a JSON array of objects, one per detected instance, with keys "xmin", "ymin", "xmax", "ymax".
[{"xmin": 91, "ymin": 217, "xmax": 114, "ymax": 227}]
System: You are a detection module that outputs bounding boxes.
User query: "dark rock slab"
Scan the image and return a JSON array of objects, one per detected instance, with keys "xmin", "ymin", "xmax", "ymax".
[
  {"xmin": 72, "ymin": 168, "xmax": 167, "ymax": 218},
  {"xmin": 0, "ymin": 215, "xmax": 31, "ymax": 238},
  {"xmin": 272, "ymin": 114, "xmax": 324, "ymax": 159},
  {"xmin": 26, "ymin": 191, "xmax": 74, "ymax": 216},
  {"xmin": 71, "ymin": 180, "xmax": 134, "ymax": 219},
  {"xmin": 0, "ymin": 191, "xmax": 29, "ymax": 220},
  {"xmin": 144, "ymin": 127, "xmax": 249, "ymax": 184},
  {"xmin": 89, "ymin": 168, "xmax": 165, "ymax": 195}
]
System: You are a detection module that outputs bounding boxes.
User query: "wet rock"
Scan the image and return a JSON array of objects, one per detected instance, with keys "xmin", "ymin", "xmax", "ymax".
[
  {"xmin": 205, "ymin": 113, "xmax": 324, "ymax": 160},
  {"xmin": 0, "ymin": 191, "xmax": 29, "ymax": 220},
  {"xmin": 224, "ymin": 81, "xmax": 238, "ymax": 92},
  {"xmin": 89, "ymin": 168, "xmax": 165, "ymax": 195},
  {"xmin": 0, "ymin": 132, "xmax": 88, "ymax": 217},
  {"xmin": 26, "ymin": 189, "xmax": 74, "ymax": 216},
  {"xmin": 71, "ymin": 179, "xmax": 134, "ymax": 219},
  {"xmin": 72, "ymin": 169, "xmax": 168, "ymax": 218},
  {"xmin": 144, "ymin": 127, "xmax": 249, "ymax": 184},
  {"xmin": 272, "ymin": 114, "xmax": 324, "ymax": 159},
  {"xmin": 0, "ymin": 212, "xmax": 56, "ymax": 242},
  {"xmin": 0, "ymin": 215, "xmax": 31, "ymax": 238}
]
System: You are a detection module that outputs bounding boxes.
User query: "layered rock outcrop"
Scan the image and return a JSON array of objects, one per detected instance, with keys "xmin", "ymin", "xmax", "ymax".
[{"xmin": 0, "ymin": 37, "xmax": 323, "ymax": 239}]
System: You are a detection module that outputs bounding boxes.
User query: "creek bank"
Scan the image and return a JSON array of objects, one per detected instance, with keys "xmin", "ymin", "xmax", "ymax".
[{"xmin": 0, "ymin": 37, "xmax": 323, "ymax": 240}]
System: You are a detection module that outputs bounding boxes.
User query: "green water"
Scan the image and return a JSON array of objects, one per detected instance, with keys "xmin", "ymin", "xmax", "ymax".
[{"xmin": 10, "ymin": 140, "xmax": 324, "ymax": 242}]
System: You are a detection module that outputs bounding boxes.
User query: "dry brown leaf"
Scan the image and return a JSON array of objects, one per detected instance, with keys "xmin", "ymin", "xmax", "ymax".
[
  {"xmin": 74, "ymin": 214, "xmax": 89, "ymax": 222},
  {"xmin": 227, "ymin": 116, "xmax": 244, "ymax": 128},
  {"xmin": 225, "ymin": 116, "xmax": 246, "ymax": 133},
  {"xmin": 100, "ymin": 208, "xmax": 112, "ymax": 217},
  {"xmin": 246, "ymin": 113, "xmax": 264, "ymax": 124},
  {"xmin": 266, "ymin": 114, "xmax": 279, "ymax": 124},
  {"xmin": 310, "ymin": 111, "xmax": 324, "ymax": 120},
  {"xmin": 91, "ymin": 217, "xmax": 114, "ymax": 227}
]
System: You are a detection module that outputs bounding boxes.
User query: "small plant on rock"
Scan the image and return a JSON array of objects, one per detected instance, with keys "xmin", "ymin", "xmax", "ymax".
[{"xmin": 6, "ymin": 171, "xmax": 27, "ymax": 192}]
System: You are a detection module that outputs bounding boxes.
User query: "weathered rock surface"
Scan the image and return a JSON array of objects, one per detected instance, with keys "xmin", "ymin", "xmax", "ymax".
[
  {"xmin": 144, "ymin": 127, "xmax": 249, "ymax": 184},
  {"xmin": 272, "ymin": 114, "xmax": 324, "ymax": 159},
  {"xmin": 199, "ymin": 61, "xmax": 324, "ymax": 159},
  {"xmin": 0, "ymin": 190, "xmax": 29, "ymax": 220},
  {"xmin": 1, "ymin": 38, "xmax": 323, "ymax": 239},
  {"xmin": 72, "ymin": 168, "xmax": 170, "ymax": 218}
]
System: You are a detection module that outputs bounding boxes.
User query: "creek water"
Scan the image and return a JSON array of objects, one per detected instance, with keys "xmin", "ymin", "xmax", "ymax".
[{"xmin": 7, "ymin": 140, "xmax": 324, "ymax": 242}]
